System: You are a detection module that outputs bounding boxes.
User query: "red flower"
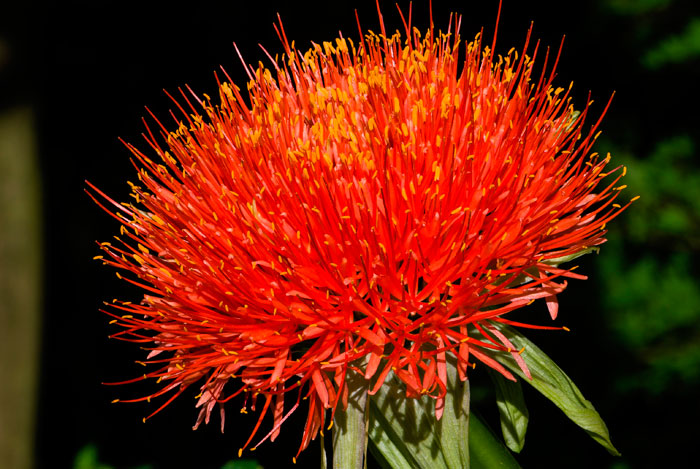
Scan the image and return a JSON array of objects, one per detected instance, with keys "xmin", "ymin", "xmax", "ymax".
[{"xmin": 90, "ymin": 5, "xmax": 631, "ymax": 457}]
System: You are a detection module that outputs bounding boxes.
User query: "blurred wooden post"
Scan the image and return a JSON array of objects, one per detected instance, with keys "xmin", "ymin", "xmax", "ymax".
[{"xmin": 0, "ymin": 106, "xmax": 41, "ymax": 469}]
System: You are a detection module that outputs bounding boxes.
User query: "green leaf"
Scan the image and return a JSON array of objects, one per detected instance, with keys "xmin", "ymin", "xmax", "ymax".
[
  {"xmin": 488, "ymin": 370, "xmax": 529, "ymax": 453},
  {"xmin": 368, "ymin": 369, "xmax": 466, "ymax": 469},
  {"xmin": 333, "ymin": 368, "xmax": 370, "ymax": 469},
  {"xmin": 469, "ymin": 412, "xmax": 522, "ymax": 469},
  {"xmin": 542, "ymin": 246, "xmax": 599, "ymax": 267},
  {"xmin": 506, "ymin": 247, "xmax": 600, "ymax": 289},
  {"xmin": 482, "ymin": 322, "xmax": 621, "ymax": 456},
  {"xmin": 368, "ymin": 357, "xmax": 521, "ymax": 469},
  {"xmin": 642, "ymin": 17, "xmax": 700, "ymax": 69},
  {"xmin": 436, "ymin": 357, "xmax": 471, "ymax": 468},
  {"xmin": 73, "ymin": 444, "xmax": 99, "ymax": 469},
  {"xmin": 72, "ymin": 444, "xmax": 114, "ymax": 469},
  {"xmin": 220, "ymin": 460, "xmax": 262, "ymax": 469}
]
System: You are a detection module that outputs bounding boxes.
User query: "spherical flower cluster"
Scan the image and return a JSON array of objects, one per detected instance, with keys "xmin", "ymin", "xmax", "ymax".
[{"xmin": 91, "ymin": 7, "xmax": 630, "ymax": 456}]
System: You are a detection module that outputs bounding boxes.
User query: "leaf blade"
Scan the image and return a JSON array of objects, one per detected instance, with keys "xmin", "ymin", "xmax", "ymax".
[
  {"xmin": 368, "ymin": 357, "xmax": 522, "ymax": 469},
  {"xmin": 488, "ymin": 370, "xmax": 529, "ymax": 453},
  {"xmin": 468, "ymin": 413, "xmax": 522, "ymax": 469},
  {"xmin": 483, "ymin": 322, "xmax": 621, "ymax": 456}
]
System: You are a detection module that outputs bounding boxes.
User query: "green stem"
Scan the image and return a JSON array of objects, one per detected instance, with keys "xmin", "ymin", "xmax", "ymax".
[{"xmin": 332, "ymin": 368, "xmax": 370, "ymax": 469}]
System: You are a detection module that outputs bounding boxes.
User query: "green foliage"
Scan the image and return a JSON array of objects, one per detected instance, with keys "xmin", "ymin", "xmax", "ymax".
[
  {"xmin": 72, "ymin": 444, "xmax": 155, "ymax": 469},
  {"xmin": 488, "ymin": 371, "xmax": 528, "ymax": 453},
  {"xmin": 609, "ymin": 462, "xmax": 632, "ymax": 469},
  {"xmin": 368, "ymin": 360, "xmax": 521, "ymax": 469},
  {"xmin": 610, "ymin": 135, "xmax": 699, "ymax": 246},
  {"xmin": 477, "ymin": 323, "xmax": 620, "ymax": 456},
  {"xmin": 600, "ymin": 240, "xmax": 700, "ymax": 393},
  {"xmin": 594, "ymin": 0, "xmax": 700, "ymax": 399},
  {"xmin": 601, "ymin": 246, "xmax": 700, "ymax": 347},
  {"xmin": 468, "ymin": 415, "xmax": 523, "ymax": 469},
  {"xmin": 73, "ymin": 445, "xmax": 114, "ymax": 469},
  {"xmin": 220, "ymin": 460, "xmax": 264, "ymax": 469},
  {"xmin": 643, "ymin": 17, "xmax": 700, "ymax": 69},
  {"xmin": 368, "ymin": 360, "xmax": 473, "ymax": 469},
  {"xmin": 597, "ymin": 133, "xmax": 700, "ymax": 393},
  {"xmin": 606, "ymin": 0, "xmax": 671, "ymax": 15},
  {"xmin": 332, "ymin": 369, "xmax": 370, "ymax": 469}
]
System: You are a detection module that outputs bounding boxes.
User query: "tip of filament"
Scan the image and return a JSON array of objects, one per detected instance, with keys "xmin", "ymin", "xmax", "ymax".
[{"xmin": 562, "ymin": 326, "xmax": 571, "ymax": 332}]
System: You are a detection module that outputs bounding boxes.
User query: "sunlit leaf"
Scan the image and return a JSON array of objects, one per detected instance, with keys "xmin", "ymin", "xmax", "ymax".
[
  {"xmin": 368, "ymin": 358, "xmax": 521, "ymax": 469},
  {"xmin": 368, "ymin": 360, "xmax": 469, "ymax": 468},
  {"xmin": 333, "ymin": 369, "xmax": 370, "ymax": 469}
]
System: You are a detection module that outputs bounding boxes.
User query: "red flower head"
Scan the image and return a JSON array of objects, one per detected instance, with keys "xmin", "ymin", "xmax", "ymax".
[{"xmin": 90, "ymin": 4, "xmax": 632, "ymax": 457}]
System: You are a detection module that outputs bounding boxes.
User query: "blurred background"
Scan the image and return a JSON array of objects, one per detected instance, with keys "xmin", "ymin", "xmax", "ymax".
[{"xmin": 1, "ymin": 0, "xmax": 698, "ymax": 467}]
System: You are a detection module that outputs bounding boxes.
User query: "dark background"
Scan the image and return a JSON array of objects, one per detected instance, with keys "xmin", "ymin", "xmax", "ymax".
[{"xmin": 2, "ymin": 0, "xmax": 698, "ymax": 467}]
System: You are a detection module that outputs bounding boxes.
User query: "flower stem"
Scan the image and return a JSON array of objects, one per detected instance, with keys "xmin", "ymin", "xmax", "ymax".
[{"xmin": 332, "ymin": 367, "xmax": 370, "ymax": 469}]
